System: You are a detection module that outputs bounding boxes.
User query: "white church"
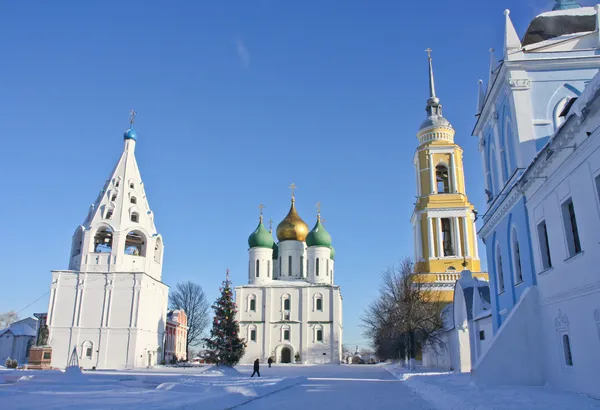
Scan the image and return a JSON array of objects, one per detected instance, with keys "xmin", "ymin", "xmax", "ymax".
[
  {"xmin": 46, "ymin": 115, "xmax": 169, "ymax": 369},
  {"xmin": 235, "ymin": 192, "xmax": 343, "ymax": 364}
]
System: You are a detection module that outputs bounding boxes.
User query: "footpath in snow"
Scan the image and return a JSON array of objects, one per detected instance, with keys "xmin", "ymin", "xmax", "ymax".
[
  {"xmin": 385, "ymin": 363, "xmax": 600, "ymax": 410},
  {"xmin": 0, "ymin": 364, "xmax": 306, "ymax": 410}
]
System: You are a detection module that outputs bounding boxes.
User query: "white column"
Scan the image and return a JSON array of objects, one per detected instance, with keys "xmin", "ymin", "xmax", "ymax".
[
  {"xmin": 427, "ymin": 217, "xmax": 435, "ymax": 259},
  {"xmin": 472, "ymin": 219, "xmax": 479, "ymax": 259},
  {"xmin": 462, "ymin": 216, "xmax": 471, "ymax": 257},
  {"xmin": 453, "ymin": 217, "xmax": 462, "ymax": 257},
  {"xmin": 450, "ymin": 152, "xmax": 459, "ymax": 193},
  {"xmin": 415, "ymin": 158, "xmax": 422, "ymax": 196},
  {"xmin": 429, "ymin": 152, "xmax": 436, "ymax": 194},
  {"xmin": 416, "ymin": 217, "xmax": 423, "ymax": 260},
  {"xmin": 436, "ymin": 218, "xmax": 444, "ymax": 258}
]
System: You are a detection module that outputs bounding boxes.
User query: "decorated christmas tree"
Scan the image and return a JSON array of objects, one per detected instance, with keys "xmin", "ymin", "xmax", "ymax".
[{"xmin": 203, "ymin": 269, "xmax": 246, "ymax": 366}]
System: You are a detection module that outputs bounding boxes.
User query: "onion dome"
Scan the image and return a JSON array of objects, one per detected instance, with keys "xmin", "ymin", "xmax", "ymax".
[
  {"xmin": 330, "ymin": 246, "xmax": 335, "ymax": 260},
  {"xmin": 248, "ymin": 216, "xmax": 274, "ymax": 249},
  {"xmin": 276, "ymin": 197, "xmax": 309, "ymax": 242},
  {"xmin": 124, "ymin": 128, "xmax": 137, "ymax": 141},
  {"xmin": 306, "ymin": 215, "xmax": 332, "ymax": 247}
]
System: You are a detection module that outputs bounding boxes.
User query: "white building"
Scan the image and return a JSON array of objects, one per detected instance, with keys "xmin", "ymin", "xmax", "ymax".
[
  {"xmin": 235, "ymin": 194, "xmax": 343, "ymax": 364},
  {"xmin": 422, "ymin": 267, "xmax": 492, "ymax": 372},
  {"xmin": 0, "ymin": 317, "xmax": 37, "ymax": 365},
  {"xmin": 46, "ymin": 118, "xmax": 169, "ymax": 370}
]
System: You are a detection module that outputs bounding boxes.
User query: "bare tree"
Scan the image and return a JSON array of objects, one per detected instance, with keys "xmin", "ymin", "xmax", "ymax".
[
  {"xmin": 361, "ymin": 258, "xmax": 445, "ymax": 369},
  {"xmin": 169, "ymin": 282, "xmax": 210, "ymax": 354},
  {"xmin": 0, "ymin": 311, "xmax": 19, "ymax": 329}
]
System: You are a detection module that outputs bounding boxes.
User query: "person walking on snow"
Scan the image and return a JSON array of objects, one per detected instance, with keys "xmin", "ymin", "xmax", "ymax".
[
  {"xmin": 267, "ymin": 357, "xmax": 273, "ymax": 368},
  {"xmin": 251, "ymin": 358, "xmax": 260, "ymax": 377}
]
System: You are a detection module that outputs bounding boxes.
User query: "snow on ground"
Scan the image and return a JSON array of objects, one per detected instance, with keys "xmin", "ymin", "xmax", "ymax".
[
  {"xmin": 3, "ymin": 363, "xmax": 600, "ymax": 409},
  {"xmin": 385, "ymin": 363, "xmax": 600, "ymax": 410}
]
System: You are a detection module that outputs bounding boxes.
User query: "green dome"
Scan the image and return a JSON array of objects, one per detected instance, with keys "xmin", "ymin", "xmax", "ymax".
[
  {"xmin": 330, "ymin": 246, "xmax": 335, "ymax": 260},
  {"xmin": 248, "ymin": 219, "xmax": 274, "ymax": 249},
  {"xmin": 272, "ymin": 242, "xmax": 279, "ymax": 259},
  {"xmin": 306, "ymin": 217, "xmax": 332, "ymax": 248}
]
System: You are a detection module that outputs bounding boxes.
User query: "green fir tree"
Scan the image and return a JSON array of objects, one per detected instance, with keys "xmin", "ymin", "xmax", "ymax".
[{"xmin": 203, "ymin": 270, "xmax": 246, "ymax": 366}]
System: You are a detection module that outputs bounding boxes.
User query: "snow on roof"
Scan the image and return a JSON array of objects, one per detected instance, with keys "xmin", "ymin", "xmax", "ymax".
[
  {"xmin": 537, "ymin": 7, "xmax": 596, "ymax": 18},
  {"xmin": 0, "ymin": 323, "xmax": 36, "ymax": 337},
  {"xmin": 523, "ymin": 31, "xmax": 594, "ymax": 51},
  {"xmin": 571, "ymin": 70, "xmax": 600, "ymax": 118}
]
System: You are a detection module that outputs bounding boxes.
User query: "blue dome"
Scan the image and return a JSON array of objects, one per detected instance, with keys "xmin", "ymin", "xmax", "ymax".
[{"xmin": 124, "ymin": 128, "xmax": 137, "ymax": 141}]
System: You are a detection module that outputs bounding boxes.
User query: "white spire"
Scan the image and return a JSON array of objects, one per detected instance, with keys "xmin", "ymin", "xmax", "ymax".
[
  {"xmin": 487, "ymin": 48, "xmax": 496, "ymax": 95},
  {"xmin": 68, "ymin": 116, "xmax": 164, "ymax": 281},
  {"xmin": 504, "ymin": 9, "xmax": 521, "ymax": 59}
]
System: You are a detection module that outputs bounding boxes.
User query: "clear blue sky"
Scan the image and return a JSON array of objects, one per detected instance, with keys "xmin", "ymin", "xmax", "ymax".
[{"xmin": 0, "ymin": 0, "xmax": 586, "ymax": 349}]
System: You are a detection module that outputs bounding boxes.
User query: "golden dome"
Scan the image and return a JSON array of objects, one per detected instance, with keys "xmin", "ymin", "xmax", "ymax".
[{"xmin": 276, "ymin": 198, "xmax": 309, "ymax": 242}]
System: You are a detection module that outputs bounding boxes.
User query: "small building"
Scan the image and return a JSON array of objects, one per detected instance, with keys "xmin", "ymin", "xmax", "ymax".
[
  {"xmin": 422, "ymin": 268, "xmax": 492, "ymax": 372},
  {"xmin": 0, "ymin": 317, "xmax": 37, "ymax": 365},
  {"xmin": 164, "ymin": 310, "xmax": 188, "ymax": 363}
]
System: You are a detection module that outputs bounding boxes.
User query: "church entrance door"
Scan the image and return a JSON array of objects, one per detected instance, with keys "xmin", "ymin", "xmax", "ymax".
[{"xmin": 281, "ymin": 347, "xmax": 292, "ymax": 363}]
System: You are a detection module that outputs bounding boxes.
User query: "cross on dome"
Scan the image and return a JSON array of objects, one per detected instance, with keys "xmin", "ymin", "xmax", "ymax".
[
  {"xmin": 258, "ymin": 204, "xmax": 265, "ymax": 222},
  {"xmin": 289, "ymin": 183, "xmax": 297, "ymax": 199},
  {"xmin": 129, "ymin": 109, "xmax": 137, "ymax": 127}
]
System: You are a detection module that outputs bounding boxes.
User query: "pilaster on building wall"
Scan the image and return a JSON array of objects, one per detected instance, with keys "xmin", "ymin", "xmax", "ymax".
[
  {"xmin": 47, "ymin": 123, "xmax": 169, "ymax": 370},
  {"xmin": 472, "ymin": 2, "xmax": 600, "ymax": 398}
]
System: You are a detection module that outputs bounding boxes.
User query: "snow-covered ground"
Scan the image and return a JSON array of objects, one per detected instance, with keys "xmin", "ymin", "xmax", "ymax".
[
  {"xmin": 386, "ymin": 363, "xmax": 600, "ymax": 410},
  {"xmin": 2, "ymin": 363, "xmax": 599, "ymax": 409}
]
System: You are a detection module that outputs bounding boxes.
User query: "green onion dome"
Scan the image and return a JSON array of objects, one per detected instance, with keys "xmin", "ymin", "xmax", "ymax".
[
  {"xmin": 330, "ymin": 246, "xmax": 335, "ymax": 260},
  {"xmin": 306, "ymin": 215, "xmax": 332, "ymax": 248},
  {"xmin": 248, "ymin": 217, "xmax": 275, "ymax": 249}
]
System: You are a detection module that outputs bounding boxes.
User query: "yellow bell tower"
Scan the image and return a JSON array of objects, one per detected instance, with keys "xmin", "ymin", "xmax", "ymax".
[{"xmin": 411, "ymin": 50, "xmax": 488, "ymax": 302}]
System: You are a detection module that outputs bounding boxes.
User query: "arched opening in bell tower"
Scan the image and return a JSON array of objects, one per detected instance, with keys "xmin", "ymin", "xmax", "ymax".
[
  {"xmin": 436, "ymin": 165, "xmax": 450, "ymax": 193},
  {"xmin": 125, "ymin": 231, "xmax": 146, "ymax": 256},
  {"xmin": 94, "ymin": 227, "xmax": 113, "ymax": 253},
  {"xmin": 441, "ymin": 218, "xmax": 455, "ymax": 256}
]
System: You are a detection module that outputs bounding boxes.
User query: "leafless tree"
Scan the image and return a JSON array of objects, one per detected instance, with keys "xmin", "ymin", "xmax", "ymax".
[
  {"xmin": 361, "ymin": 258, "xmax": 445, "ymax": 369},
  {"xmin": 0, "ymin": 311, "xmax": 19, "ymax": 329},
  {"xmin": 169, "ymin": 282, "xmax": 210, "ymax": 354}
]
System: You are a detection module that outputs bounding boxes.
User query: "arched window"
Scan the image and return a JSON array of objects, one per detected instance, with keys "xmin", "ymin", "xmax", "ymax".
[
  {"xmin": 130, "ymin": 196, "xmax": 137, "ymax": 204},
  {"xmin": 248, "ymin": 294, "xmax": 256, "ymax": 312},
  {"xmin": 283, "ymin": 327, "xmax": 290, "ymax": 341},
  {"xmin": 154, "ymin": 237, "xmax": 163, "ymax": 263},
  {"xmin": 496, "ymin": 244, "xmax": 505, "ymax": 294},
  {"xmin": 288, "ymin": 255, "xmax": 292, "ymax": 276},
  {"xmin": 441, "ymin": 218, "xmax": 454, "ymax": 256},
  {"xmin": 316, "ymin": 259, "xmax": 320, "ymax": 276},
  {"xmin": 315, "ymin": 294, "xmax": 323, "ymax": 311},
  {"xmin": 315, "ymin": 326, "xmax": 324, "ymax": 342},
  {"xmin": 125, "ymin": 231, "xmax": 146, "ymax": 256},
  {"xmin": 436, "ymin": 165, "xmax": 450, "ymax": 193},
  {"xmin": 94, "ymin": 227, "xmax": 113, "ymax": 253},
  {"xmin": 512, "ymin": 228, "xmax": 523, "ymax": 284},
  {"xmin": 283, "ymin": 295, "xmax": 291, "ymax": 312},
  {"xmin": 111, "ymin": 193, "xmax": 117, "ymax": 201},
  {"xmin": 129, "ymin": 182, "xmax": 135, "ymax": 189},
  {"xmin": 131, "ymin": 212, "xmax": 139, "ymax": 223},
  {"xmin": 554, "ymin": 97, "xmax": 570, "ymax": 130},
  {"xmin": 82, "ymin": 340, "xmax": 93, "ymax": 359},
  {"xmin": 256, "ymin": 260, "xmax": 260, "ymax": 278},
  {"xmin": 249, "ymin": 326, "xmax": 257, "ymax": 342}
]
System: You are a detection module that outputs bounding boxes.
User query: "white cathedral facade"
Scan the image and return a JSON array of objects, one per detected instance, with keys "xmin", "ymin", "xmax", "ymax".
[
  {"xmin": 235, "ymin": 195, "xmax": 343, "ymax": 364},
  {"xmin": 46, "ymin": 123, "xmax": 168, "ymax": 369}
]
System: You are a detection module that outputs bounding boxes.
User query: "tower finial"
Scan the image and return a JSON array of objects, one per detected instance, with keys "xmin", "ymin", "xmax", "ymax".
[
  {"xmin": 268, "ymin": 219, "xmax": 273, "ymax": 234},
  {"xmin": 129, "ymin": 109, "xmax": 137, "ymax": 128},
  {"xmin": 316, "ymin": 201, "xmax": 321, "ymax": 221},
  {"xmin": 258, "ymin": 204, "xmax": 265, "ymax": 223},
  {"xmin": 425, "ymin": 48, "xmax": 436, "ymax": 99},
  {"xmin": 289, "ymin": 183, "xmax": 297, "ymax": 201}
]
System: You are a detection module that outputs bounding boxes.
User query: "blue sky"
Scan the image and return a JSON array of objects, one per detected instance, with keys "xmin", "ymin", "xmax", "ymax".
[{"xmin": 0, "ymin": 0, "xmax": 587, "ymax": 349}]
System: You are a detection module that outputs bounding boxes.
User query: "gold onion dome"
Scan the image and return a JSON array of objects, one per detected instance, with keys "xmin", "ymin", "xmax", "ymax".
[{"xmin": 276, "ymin": 197, "xmax": 309, "ymax": 242}]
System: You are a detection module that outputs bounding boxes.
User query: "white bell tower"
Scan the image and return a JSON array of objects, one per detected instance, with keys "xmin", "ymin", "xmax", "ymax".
[{"xmin": 47, "ymin": 111, "xmax": 169, "ymax": 370}]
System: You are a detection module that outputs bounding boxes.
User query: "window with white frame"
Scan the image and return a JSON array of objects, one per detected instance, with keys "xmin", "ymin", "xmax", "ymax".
[
  {"xmin": 561, "ymin": 198, "xmax": 581, "ymax": 257},
  {"xmin": 249, "ymin": 326, "xmax": 257, "ymax": 342},
  {"xmin": 315, "ymin": 294, "xmax": 323, "ymax": 311},
  {"xmin": 288, "ymin": 255, "xmax": 292, "ymax": 276},
  {"xmin": 537, "ymin": 220, "xmax": 552, "ymax": 270},
  {"xmin": 436, "ymin": 164, "xmax": 450, "ymax": 193},
  {"xmin": 283, "ymin": 297, "xmax": 290, "ymax": 311},
  {"xmin": 441, "ymin": 218, "xmax": 455, "ymax": 256},
  {"xmin": 561, "ymin": 333, "xmax": 574, "ymax": 366},
  {"xmin": 512, "ymin": 228, "xmax": 523, "ymax": 284},
  {"xmin": 315, "ymin": 326, "xmax": 324, "ymax": 342},
  {"xmin": 282, "ymin": 326, "xmax": 290, "ymax": 341},
  {"xmin": 496, "ymin": 244, "xmax": 505, "ymax": 294},
  {"xmin": 248, "ymin": 294, "xmax": 256, "ymax": 312},
  {"xmin": 316, "ymin": 258, "xmax": 320, "ymax": 276},
  {"xmin": 256, "ymin": 260, "xmax": 260, "ymax": 277},
  {"xmin": 82, "ymin": 340, "xmax": 93, "ymax": 359}
]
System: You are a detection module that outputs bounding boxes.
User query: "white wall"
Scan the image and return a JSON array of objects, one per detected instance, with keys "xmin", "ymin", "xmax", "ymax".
[{"xmin": 472, "ymin": 287, "xmax": 545, "ymax": 385}]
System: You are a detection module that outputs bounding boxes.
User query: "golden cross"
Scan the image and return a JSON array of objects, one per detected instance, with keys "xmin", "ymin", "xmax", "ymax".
[
  {"xmin": 129, "ymin": 109, "xmax": 137, "ymax": 127},
  {"xmin": 268, "ymin": 219, "xmax": 273, "ymax": 233},
  {"xmin": 289, "ymin": 183, "xmax": 297, "ymax": 198},
  {"xmin": 316, "ymin": 201, "xmax": 321, "ymax": 214},
  {"xmin": 258, "ymin": 204, "xmax": 265, "ymax": 216},
  {"xmin": 425, "ymin": 48, "xmax": 432, "ymax": 59}
]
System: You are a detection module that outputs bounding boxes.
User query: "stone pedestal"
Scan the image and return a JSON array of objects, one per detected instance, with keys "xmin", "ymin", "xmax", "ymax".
[{"xmin": 27, "ymin": 346, "xmax": 53, "ymax": 370}]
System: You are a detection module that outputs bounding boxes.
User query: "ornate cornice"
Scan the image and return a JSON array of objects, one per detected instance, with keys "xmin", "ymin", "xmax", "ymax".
[{"xmin": 508, "ymin": 78, "xmax": 531, "ymax": 90}]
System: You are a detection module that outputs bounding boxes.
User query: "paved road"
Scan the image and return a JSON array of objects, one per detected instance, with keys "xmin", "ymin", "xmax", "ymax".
[{"xmin": 234, "ymin": 365, "xmax": 435, "ymax": 409}]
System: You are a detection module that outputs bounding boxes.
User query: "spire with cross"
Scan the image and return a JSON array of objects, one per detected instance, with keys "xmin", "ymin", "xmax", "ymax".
[
  {"xmin": 316, "ymin": 201, "xmax": 322, "ymax": 221},
  {"xmin": 129, "ymin": 109, "xmax": 137, "ymax": 128},
  {"xmin": 268, "ymin": 219, "xmax": 273, "ymax": 234},
  {"xmin": 258, "ymin": 204, "xmax": 265, "ymax": 223},
  {"xmin": 289, "ymin": 183, "xmax": 297, "ymax": 201}
]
